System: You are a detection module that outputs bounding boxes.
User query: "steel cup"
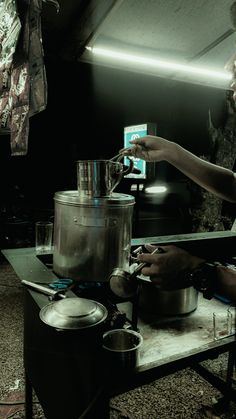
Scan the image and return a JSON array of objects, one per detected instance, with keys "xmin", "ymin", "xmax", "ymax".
[{"xmin": 76, "ymin": 159, "xmax": 133, "ymax": 197}]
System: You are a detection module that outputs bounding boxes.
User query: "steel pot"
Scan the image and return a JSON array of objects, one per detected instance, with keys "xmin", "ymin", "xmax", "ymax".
[
  {"xmin": 39, "ymin": 297, "xmax": 108, "ymax": 330},
  {"xmin": 138, "ymin": 280, "xmax": 198, "ymax": 315},
  {"xmin": 109, "ymin": 245, "xmax": 198, "ymax": 315},
  {"xmin": 36, "ymin": 296, "xmax": 109, "ymax": 418},
  {"xmin": 53, "ymin": 191, "xmax": 135, "ymax": 282}
]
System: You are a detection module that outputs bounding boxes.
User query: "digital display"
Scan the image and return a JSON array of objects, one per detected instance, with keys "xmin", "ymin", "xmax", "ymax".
[{"xmin": 123, "ymin": 123, "xmax": 149, "ymax": 179}]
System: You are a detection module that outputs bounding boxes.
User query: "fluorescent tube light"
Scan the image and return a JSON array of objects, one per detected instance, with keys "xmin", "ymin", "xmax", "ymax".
[{"xmin": 86, "ymin": 46, "xmax": 231, "ymax": 82}]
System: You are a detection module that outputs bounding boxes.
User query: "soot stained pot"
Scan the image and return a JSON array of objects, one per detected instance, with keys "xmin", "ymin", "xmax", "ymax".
[{"xmin": 37, "ymin": 297, "xmax": 109, "ymax": 418}]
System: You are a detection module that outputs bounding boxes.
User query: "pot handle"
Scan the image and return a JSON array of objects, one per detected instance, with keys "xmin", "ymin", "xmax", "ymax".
[
  {"xmin": 116, "ymin": 154, "xmax": 134, "ymax": 176},
  {"xmin": 21, "ymin": 279, "xmax": 66, "ymax": 300}
]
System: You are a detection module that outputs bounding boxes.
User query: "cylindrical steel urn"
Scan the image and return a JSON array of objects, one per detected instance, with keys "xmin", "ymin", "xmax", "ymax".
[{"xmin": 53, "ymin": 191, "xmax": 135, "ymax": 282}]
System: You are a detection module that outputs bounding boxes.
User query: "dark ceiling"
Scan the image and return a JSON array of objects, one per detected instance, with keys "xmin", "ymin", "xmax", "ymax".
[
  {"xmin": 41, "ymin": 0, "xmax": 119, "ymax": 61},
  {"xmin": 41, "ymin": 0, "xmax": 235, "ymax": 89}
]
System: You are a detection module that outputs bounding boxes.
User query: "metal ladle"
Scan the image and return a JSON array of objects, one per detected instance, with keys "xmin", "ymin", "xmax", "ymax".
[
  {"xmin": 109, "ymin": 150, "xmax": 138, "ymax": 176},
  {"xmin": 110, "ymin": 148, "xmax": 133, "ymax": 162},
  {"xmin": 109, "ymin": 247, "xmax": 164, "ymax": 299}
]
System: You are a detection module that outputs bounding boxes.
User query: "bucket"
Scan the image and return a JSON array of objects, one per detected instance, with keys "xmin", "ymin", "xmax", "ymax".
[{"xmin": 103, "ymin": 329, "xmax": 143, "ymax": 373}]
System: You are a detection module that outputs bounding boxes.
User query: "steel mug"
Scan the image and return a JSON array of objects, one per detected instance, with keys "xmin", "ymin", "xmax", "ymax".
[{"xmin": 76, "ymin": 159, "xmax": 133, "ymax": 197}]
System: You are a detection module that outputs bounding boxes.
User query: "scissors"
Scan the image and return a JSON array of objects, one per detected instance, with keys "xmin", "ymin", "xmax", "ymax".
[{"xmin": 48, "ymin": 278, "xmax": 74, "ymax": 290}]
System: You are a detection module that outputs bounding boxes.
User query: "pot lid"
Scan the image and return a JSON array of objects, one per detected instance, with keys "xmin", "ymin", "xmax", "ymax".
[
  {"xmin": 39, "ymin": 297, "xmax": 108, "ymax": 330},
  {"xmin": 54, "ymin": 191, "xmax": 135, "ymax": 207}
]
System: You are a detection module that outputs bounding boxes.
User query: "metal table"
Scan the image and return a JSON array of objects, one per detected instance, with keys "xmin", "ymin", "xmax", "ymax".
[{"xmin": 2, "ymin": 246, "xmax": 236, "ymax": 419}]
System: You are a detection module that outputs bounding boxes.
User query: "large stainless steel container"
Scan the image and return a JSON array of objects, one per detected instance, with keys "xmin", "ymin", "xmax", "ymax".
[{"xmin": 53, "ymin": 191, "xmax": 135, "ymax": 282}]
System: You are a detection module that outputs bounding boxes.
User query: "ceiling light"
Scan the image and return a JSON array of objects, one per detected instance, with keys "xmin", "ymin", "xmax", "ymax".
[{"xmin": 86, "ymin": 46, "xmax": 231, "ymax": 82}]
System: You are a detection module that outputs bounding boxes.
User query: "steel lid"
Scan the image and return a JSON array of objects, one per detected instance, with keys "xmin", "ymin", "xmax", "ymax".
[
  {"xmin": 39, "ymin": 297, "xmax": 108, "ymax": 330},
  {"xmin": 54, "ymin": 191, "xmax": 135, "ymax": 207}
]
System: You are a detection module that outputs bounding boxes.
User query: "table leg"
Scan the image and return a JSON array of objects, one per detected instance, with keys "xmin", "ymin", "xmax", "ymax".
[
  {"xmin": 25, "ymin": 370, "xmax": 33, "ymax": 419},
  {"xmin": 226, "ymin": 347, "xmax": 236, "ymax": 386},
  {"xmin": 192, "ymin": 347, "xmax": 236, "ymax": 413},
  {"xmin": 217, "ymin": 347, "xmax": 236, "ymax": 410}
]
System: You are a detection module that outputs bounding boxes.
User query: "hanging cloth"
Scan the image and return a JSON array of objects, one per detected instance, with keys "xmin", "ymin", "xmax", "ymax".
[{"xmin": 0, "ymin": 0, "xmax": 49, "ymax": 155}]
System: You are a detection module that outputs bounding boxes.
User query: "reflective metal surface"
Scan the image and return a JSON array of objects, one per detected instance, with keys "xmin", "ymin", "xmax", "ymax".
[
  {"xmin": 138, "ymin": 283, "xmax": 199, "ymax": 315},
  {"xmin": 76, "ymin": 159, "xmax": 133, "ymax": 197},
  {"xmin": 53, "ymin": 191, "xmax": 135, "ymax": 282},
  {"xmin": 103, "ymin": 329, "xmax": 143, "ymax": 371},
  {"xmin": 109, "ymin": 247, "xmax": 164, "ymax": 299},
  {"xmin": 39, "ymin": 297, "xmax": 108, "ymax": 330}
]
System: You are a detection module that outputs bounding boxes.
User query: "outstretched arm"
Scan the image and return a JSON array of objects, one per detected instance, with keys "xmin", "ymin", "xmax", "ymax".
[{"xmin": 121, "ymin": 135, "xmax": 236, "ymax": 203}]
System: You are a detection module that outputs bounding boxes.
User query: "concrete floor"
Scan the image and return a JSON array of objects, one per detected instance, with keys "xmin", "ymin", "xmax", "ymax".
[{"xmin": 0, "ymin": 256, "xmax": 236, "ymax": 419}]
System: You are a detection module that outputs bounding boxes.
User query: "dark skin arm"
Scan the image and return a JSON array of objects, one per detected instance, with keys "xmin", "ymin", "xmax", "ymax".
[
  {"xmin": 121, "ymin": 135, "xmax": 236, "ymax": 203},
  {"xmin": 138, "ymin": 244, "xmax": 236, "ymax": 302}
]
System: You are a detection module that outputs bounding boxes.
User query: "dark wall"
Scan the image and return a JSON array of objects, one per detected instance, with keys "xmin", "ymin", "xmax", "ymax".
[
  {"xmin": 90, "ymin": 64, "xmax": 227, "ymax": 156},
  {"xmin": 0, "ymin": 57, "xmax": 228, "ymax": 210}
]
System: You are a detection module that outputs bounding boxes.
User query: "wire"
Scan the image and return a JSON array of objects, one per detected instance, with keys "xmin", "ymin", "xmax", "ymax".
[
  {"xmin": 0, "ymin": 400, "xmax": 40, "ymax": 405},
  {"xmin": 0, "ymin": 401, "xmax": 24, "ymax": 405}
]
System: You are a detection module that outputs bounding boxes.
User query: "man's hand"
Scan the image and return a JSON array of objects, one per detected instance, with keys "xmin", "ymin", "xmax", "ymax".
[
  {"xmin": 137, "ymin": 244, "xmax": 205, "ymax": 289},
  {"xmin": 120, "ymin": 135, "xmax": 175, "ymax": 162}
]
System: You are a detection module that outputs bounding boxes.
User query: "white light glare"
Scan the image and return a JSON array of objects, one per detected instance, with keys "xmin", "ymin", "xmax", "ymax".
[
  {"xmin": 86, "ymin": 46, "xmax": 231, "ymax": 81},
  {"xmin": 145, "ymin": 186, "xmax": 167, "ymax": 194}
]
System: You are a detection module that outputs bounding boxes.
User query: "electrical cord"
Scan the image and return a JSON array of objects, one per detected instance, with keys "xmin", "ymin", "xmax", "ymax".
[
  {"xmin": 0, "ymin": 401, "xmax": 24, "ymax": 405},
  {"xmin": 0, "ymin": 400, "xmax": 40, "ymax": 404}
]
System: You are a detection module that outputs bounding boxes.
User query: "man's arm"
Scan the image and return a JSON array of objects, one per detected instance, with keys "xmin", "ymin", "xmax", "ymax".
[
  {"xmin": 137, "ymin": 244, "xmax": 236, "ymax": 302},
  {"xmin": 122, "ymin": 135, "xmax": 236, "ymax": 203}
]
